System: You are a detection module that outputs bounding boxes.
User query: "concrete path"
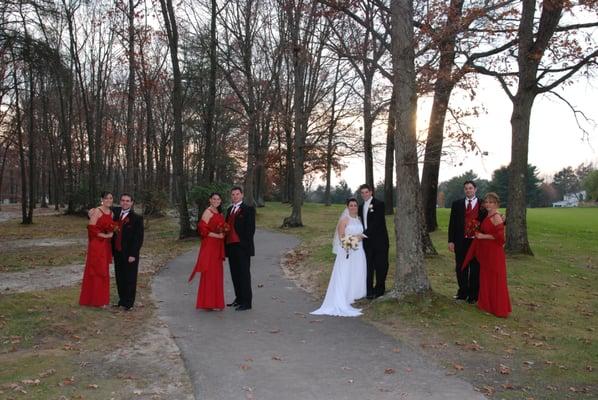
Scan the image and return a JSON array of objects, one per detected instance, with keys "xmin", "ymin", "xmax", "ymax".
[{"xmin": 153, "ymin": 230, "xmax": 486, "ymax": 400}]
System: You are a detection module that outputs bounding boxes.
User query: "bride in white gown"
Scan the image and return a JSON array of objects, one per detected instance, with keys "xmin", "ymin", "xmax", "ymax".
[{"xmin": 311, "ymin": 198, "xmax": 367, "ymax": 317}]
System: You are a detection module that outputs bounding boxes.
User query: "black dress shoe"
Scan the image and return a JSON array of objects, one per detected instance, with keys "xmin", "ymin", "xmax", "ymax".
[
  {"xmin": 235, "ymin": 305, "xmax": 252, "ymax": 311},
  {"xmin": 227, "ymin": 302, "xmax": 239, "ymax": 307}
]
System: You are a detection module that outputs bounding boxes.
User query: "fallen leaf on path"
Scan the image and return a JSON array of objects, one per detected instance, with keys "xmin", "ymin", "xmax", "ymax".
[
  {"xmin": 271, "ymin": 355, "xmax": 283, "ymax": 361},
  {"xmin": 87, "ymin": 384, "xmax": 98, "ymax": 389},
  {"xmin": 499, "ymin": 364, "xmax": 511, "ymax": 375},
  {"xmin": 39, "ymin": 369, "xmax": 56, "ymax": 378},
  {"xmin": 269, "ymin": 329, "xmax": 280, "ymax": 334},
  {"xmin": 392, "ymin": 347, "xmax": 400, "ymax": 353},
  {"xmin": 384, "ymin": 368, "xmax": 395, "ymax": 375},
  {"xmin": 452, "ymin": 363, "xmax": 464, "ymax": 371}
]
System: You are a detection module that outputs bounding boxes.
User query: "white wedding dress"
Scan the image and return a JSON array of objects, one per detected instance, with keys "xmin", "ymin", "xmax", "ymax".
[{"xmin": 311, "ymin": 214, "xmax": 367, "ymax": 317}]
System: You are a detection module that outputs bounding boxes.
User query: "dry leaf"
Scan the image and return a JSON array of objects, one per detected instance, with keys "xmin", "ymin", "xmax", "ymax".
[
  {"xmin": 453, "ymin": 363, "xmax": 464, "ymax": 371},
  {"xmin": 271, "ymin": 355, "xmax": 283, "ymax": 361},
  {"xmin": 392, "ymin": 347, "xmax": 401, "ymax": 353},
  {"xmin": 499, "ymin": 364, "xmax": 511, "ymax": 375},
  {"xmin": 87, "ymin": 384, "xmax": 99, "ymax": 389},
  {"xmin": 39, "ymin": 369, "xmax": 56, "ymax": 378},
  {"xmin": 269, "ymin": 329, "xmax": 280, "ymax": 334},
  {"xmin": 384, "ymin": 368, "xmax": 395, "ymax": 375}
]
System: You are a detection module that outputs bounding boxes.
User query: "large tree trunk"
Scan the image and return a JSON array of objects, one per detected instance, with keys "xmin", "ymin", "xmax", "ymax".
[
  {"xmin": 506, "ymin": 90, "xmax": 535, "ymax": 255},
  {"xmin": 202, "ymin": 0, "xmax": 218, "ymax": 184},
  {"xmin": 383, "ymin": 86, "xmax": 396, "ymax": 215},
  {"xmin": 363, "ymin": 75, "xmax": 374, "ymax": 189},
  {"xmin": 160, "ymin": 0, "xmax": 193, "ymax": 238},
  {"xmin": 390, "ymin": 0, "xmax": 430, "ymax": 298},
  {"xmin": 283, "ymin": 3, "xmax": 306, "ymax": 227},
  {"xmin": 420, "ymin": 0, "xmax": 464, "ymax": 233},
  {"xmin": 125, "ymin": 0, "xmax": 136, "ymax": 192}
]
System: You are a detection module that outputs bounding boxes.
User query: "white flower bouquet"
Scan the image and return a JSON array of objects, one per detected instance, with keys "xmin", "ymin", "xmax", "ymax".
[{"xmin": 340, "ymin": 235, "xmax": 360, "ymax": 258}]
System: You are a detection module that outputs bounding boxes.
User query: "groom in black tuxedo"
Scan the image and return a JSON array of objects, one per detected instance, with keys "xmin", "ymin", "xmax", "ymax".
[
  {"xmin": 225, "ymin": 186, "xmax": 256, "ymax": 311},
  {"xmin": 448, "ymin": 180, "xmax": 487, "ymax": 303},
  {"xmin": 112, "ymin": 193, "xmax": 144, "ymax": 310},
  {"xmin": 358, "ymin": 184, "xmax": 389, "ymax": 299}
]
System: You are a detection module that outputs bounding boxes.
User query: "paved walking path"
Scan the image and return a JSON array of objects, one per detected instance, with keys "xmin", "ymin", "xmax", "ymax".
[{"xmin": 153, "ymin": 230, "xmax": 486, "ymax": 400}]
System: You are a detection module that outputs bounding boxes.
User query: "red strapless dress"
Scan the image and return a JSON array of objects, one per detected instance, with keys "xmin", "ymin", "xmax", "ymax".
[
  {"xmin": 189, "ymin": 210, "xmax": 225, "ymax": 310},
  {"xmin": 79, "ymin": 211, "xmax": 113, "ymax": 307}
]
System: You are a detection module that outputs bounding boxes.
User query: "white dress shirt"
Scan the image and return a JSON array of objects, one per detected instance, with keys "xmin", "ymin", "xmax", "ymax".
[
  {"xmin": 231, "ymin": 201, "xmax": 243, "ymax": 214},
  {"xmin": 465, "ymin": 197, "xmax": 478, "ymax": 210},
  {"xmin": 362, "ymin": 198, "xmax": 372, "ymax": 230}
]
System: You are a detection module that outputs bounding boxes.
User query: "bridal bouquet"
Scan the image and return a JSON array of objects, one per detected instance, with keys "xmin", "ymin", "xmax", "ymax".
[
  {"xmin": 465, "ymin": 219, "xmax": 480, "ymax": 238},
  {"xmin": 341, "ymin": 235, "xmax": 360, "ymax": 259},
  {"xmin": 215, "ymin": 222, "xmax": 231, "ymax": 234}
]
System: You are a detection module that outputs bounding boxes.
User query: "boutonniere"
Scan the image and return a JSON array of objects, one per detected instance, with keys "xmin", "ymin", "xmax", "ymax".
[
  {"xmin": 122, "ymin": 216, "xmax": 130, "ymax": 225},
  {"xmin": 368, "ymin": 204, "xmax": 374, "ymax": 212}
]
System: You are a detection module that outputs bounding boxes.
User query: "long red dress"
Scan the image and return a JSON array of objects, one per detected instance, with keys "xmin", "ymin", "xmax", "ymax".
[
  {"xmin": 79, "ymin": 211, "xmax": 113, "ymax": 307},
  {"xmin": 188, "ymin": 209, "xmax": 225, "ymax": 310},
  {"xmin": 463, "ymin": 213, "xmax": 512, "ymax": 318}
]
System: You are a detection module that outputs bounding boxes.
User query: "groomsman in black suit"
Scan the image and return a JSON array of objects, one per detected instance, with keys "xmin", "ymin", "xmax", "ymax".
[
  {"xmin": 225, "ymin": 186, "xmax": 256, "ymax": 311},
  {"xmin": 358, "ymin": 184, "xmax": 390, "ymax": 299},
  {"xmin": 112, "ymin": 193, "xmax": 144, "ymax": 310},
  {"xmin": 448, "ymin": 180, "xmax": 486, "ymax": 303}
]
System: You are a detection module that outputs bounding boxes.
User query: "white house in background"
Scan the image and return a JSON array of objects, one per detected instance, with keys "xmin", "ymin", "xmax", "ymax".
[{"xmin": 552, "ymin": 191, "xmax": 586, "ymax": 207}]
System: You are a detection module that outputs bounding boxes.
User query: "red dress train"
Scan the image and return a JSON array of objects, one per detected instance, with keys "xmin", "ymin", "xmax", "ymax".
[
  {"xmin": 189, "ymin": 210, "xmax": 225, "ymax": 310},
  {"xmin": 463, "ymin": 214, "xmax": 512, "ymax": 318},
  {"xmin": 79, "ymin": 211, "xmax": 113, "ymax": 307}
]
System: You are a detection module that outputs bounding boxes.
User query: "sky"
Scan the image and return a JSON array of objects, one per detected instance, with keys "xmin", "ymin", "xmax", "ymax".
[{"xmin": 331, "ymin": 75, "xmax": 598, "ymax": 190}]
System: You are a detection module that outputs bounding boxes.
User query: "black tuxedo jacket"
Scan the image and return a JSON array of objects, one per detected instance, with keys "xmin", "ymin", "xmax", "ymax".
[
  {"xmin": 225, "ymin": 202, "xmax": 256, "ymax": 257},
  {"xmin": 112, "ymin": 207, "xmax": 144, "ymax": 258},
  {"xmin": 358, "ymin": 197, "xmax": 389, "ymax": 249},
  {"xmin": 448, "ymin": 198, "xmax": 487, "ymax": 249}
]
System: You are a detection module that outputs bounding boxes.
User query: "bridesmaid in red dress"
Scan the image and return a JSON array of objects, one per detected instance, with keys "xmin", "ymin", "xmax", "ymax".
[
  {"xmin": 188, "ymin": 193, "xmax": 226, "ymax": 310},
  {"xmin": 79, "ymin": 191, "xmax": 115, "ymax": 307},
  {"xmin": 463, "ymin": 192, "xmax": 511, "ymax": 318}
]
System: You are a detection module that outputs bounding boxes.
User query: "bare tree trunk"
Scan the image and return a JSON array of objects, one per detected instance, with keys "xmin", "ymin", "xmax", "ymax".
[
  {"xmin": 506, "ymin": 90, "xmax": 535, "ymax": 254},
  {"xmin": 160, "ymin": 0, "xmax": 193, "ymax": 238},
  {"xmin": 420, "ymin": 0, "xmax": 464, "ymax": 233},
  {"xmin": 390, "ymin": 0, "xmax": 430, "ymax": 298},
  {"xmin": 283, "ymin": 3, "xmax": 307, "ymax": 227},
  {"xmin": 363, "ymin": 76, "xmax": 374, "ymax": 189},
  {"xmin": 11, "ymin": 48, "xmax": 29, "ymax": 223},
  {"xmin": 202, "ymin": 0, "xmax": 218, "ymax": 184},
  {"xmin": 383, "ymin": 86, "xmax": 396, "ymax": 215},
  {"xmin": 125, "ymin": 0, "xmax": 136, "ymax": 192}
]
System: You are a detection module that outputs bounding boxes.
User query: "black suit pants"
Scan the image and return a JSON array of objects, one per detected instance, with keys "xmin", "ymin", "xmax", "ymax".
[
  {"xmin": 227, "ymin": 244, "xmax": 252, "ymax": 307},
  {"xmin": 114, "ymin": 251, "xmax": 139, "ymax": 308},
  {"xmin": 364, "ymin": 240, "xmax": 389, "ymax": 297},
  {"xmin": 454, "ymin": 238, "xmax": 479, "ymax": 301}
]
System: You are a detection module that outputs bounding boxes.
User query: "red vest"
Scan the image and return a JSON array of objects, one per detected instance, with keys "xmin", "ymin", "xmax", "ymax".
[
  {"xmin": 226, "ymin": 209, "xmax": 241, "ymax": 244},
  {"xmin": 464, "ymin": 201, "xmax": 479, "ymax": 238}
]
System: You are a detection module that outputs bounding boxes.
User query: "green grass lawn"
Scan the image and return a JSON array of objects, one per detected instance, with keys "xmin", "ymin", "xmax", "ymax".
[{"xmin": 258, "ymin": 203, "xmax": 598, "ymax": 399}]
